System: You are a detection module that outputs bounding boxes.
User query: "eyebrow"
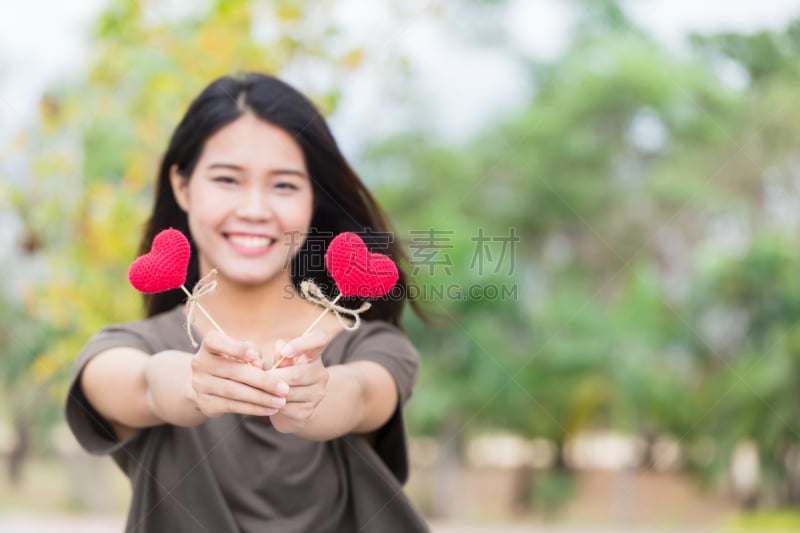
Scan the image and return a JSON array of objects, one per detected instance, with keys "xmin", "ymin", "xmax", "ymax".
[{"xmin": 207, "ymin": 162, "xmax": 308, "ymax": 178}]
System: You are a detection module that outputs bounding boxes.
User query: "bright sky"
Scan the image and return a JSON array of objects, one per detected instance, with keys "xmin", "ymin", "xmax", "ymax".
[{"xmin": 1, "ymin": 0, "xmax": 800, "ymax": 156}]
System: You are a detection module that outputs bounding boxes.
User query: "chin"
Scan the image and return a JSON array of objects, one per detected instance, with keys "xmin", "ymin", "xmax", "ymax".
[{"xmin": 223, "ymin": 270, "xmax": 287, "ymax": 288}]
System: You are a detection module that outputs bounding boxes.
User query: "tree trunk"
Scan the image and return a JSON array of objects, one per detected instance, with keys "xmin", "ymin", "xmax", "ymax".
[
  {"xmin": 430, "ymin": 419, "xmax": 464, "ymax": 519},
  {"xmin": 553, "ymin": 441, "xmax": 568, "ymax": 472},
  {"xmin": 7, "ymin": 412, "xmax": 29, "ymax": 486},
  {"xmin": 512, "ymin": 464, "xmax": 535, "ymax": 513},
  {"xmin": 640, "ymin": 431, "xmax": 657, "ymax": 470},
  {"xmin": 782, "ymin": 444, "xmax": 800, "ymax": 506}
]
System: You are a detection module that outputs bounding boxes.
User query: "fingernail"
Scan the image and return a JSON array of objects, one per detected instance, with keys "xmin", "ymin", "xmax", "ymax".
[
  {"xmin": 272, "ymin": 396, "xmax": 286, "ymax": 408},
  {"xmin": 281, "ymin": 344, "xmax": 294, "ymax": 357},
  {"xmin": 277, "ymin": 382, "xmax": 290, "ymax": 395},
  {"xmin": 265, "ymin": 407, "xmax": 278, "ymax": 416},
  {"xmin": 246, "ymin": 348, "xmax": 260, "ymax": 361}
]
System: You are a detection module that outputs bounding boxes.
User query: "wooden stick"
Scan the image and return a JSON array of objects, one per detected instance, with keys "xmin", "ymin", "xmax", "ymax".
[
  {"xmin": 181, "ymin": 276, "xmax": 262, "ymax": 368},
  {"xmin": 270, "ymin": 293, "xmax": 342, "ymax": 370}
]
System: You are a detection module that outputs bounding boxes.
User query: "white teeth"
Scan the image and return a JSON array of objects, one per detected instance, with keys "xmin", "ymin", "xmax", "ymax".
[{"xmin": 228, "ymin": 235, "xmax": 273, "ymax": 248}]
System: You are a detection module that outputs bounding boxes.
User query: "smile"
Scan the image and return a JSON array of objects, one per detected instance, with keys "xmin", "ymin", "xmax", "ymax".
[{"xmin": 228, "ymin": 235, "xmax": 274, "ymax": 248}]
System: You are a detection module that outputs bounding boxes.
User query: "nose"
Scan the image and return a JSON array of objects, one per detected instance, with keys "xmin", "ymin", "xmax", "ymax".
[{"xmin": 235, "ymin": 187, "xmax": 271, "ymax": 220}]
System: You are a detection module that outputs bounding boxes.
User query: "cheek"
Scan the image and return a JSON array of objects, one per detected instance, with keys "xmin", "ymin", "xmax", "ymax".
[
  {"xmin": 278, "ymin": 193, "xmax": 314, "ymax": 230},
  {"xmin": 189, "ymin": 186, "xmax": 230, "ymax": 222},
  {"xmin": 185, "ymin": 197, "xmax": 228, "ymax": 242}
]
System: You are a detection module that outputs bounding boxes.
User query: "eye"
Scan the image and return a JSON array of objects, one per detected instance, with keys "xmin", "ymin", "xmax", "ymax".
[
  {"xmin": 212, "ymin": 176, "xmax": 238, "ymax": 185},
  {"xmin": 275, "ymin": 181, "xmax": 300, "ymax": 191}
]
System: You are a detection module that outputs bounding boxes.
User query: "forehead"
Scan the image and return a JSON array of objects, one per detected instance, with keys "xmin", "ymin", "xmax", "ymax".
[{"xmin": 199, "ymin": 114, "xmax": 306, "ymax": 168}]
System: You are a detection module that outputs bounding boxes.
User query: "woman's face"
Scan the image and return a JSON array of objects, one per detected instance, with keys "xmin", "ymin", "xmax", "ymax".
[{"xmin": 170, "ymin": 113, "xmax": 313, "ymax": 288}]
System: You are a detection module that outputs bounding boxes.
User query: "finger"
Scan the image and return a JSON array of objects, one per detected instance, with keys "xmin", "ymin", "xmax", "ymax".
[
  {"xmin": 208, "ymin": 361, "xmax": 291, "ymax": 396},
  {"xmin": 199, "ymin": 393, "xmax": 280, "ymax": 417},
  {"xmin": 272, "ymin": 362, "xmax": 327, "ymax": 388},
  {"xmin": 194, "ymin": 374, "xmax": 287, "ymax": 410},
  {"xmin": 283, "ymin": 385, "xmax": 325, "ymax": 404},
  {"xmin": 280, "ymin": 330, "xmax": 329, "ymax": 360},
  {"xmin": 244, "ymin": 341, "xmax": 264, "ymax": 369},
  {"xmin": 203, "ymin": 331, "xmax": 260, "ymax": 363},
  {"xmin": 203, "ymin": 331, "xmax": 259, "ymax": 362},
  {"xmin": 274, "ymin": 339, "xmax": 293, "ymax": 368},
  {"xmin": 271, "ymin": 401, "xmax": 316, "ymax": 425}
]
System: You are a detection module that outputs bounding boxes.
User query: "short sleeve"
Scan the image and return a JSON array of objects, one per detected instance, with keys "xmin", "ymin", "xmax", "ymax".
[
  {"xmin": 341, "ymin": 321, "xmax": 419, "ymax": 405},
  {"xmin": 65, "ymin": 326, "xmax": 154, "ymax": 455},
  {"xmin": 339, "ymin": 321, "xmax": 420, "ymax": 483}
]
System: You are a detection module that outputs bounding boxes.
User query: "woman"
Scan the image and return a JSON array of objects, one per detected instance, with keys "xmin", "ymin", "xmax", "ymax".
[{"xmin": 65, "ymin": 72, "xmax": 428, "ymax": 532}]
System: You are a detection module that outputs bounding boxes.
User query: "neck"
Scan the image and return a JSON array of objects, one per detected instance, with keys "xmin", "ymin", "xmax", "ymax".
[{"xmin": 193, "ymin": 270, "xmax": 315, "ymax": 342}]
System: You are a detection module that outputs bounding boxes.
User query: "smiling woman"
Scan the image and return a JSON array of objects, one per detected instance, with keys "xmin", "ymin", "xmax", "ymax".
[{"xmin": 64, "ymin": 73, "xmax": 428, "ymax": 533}]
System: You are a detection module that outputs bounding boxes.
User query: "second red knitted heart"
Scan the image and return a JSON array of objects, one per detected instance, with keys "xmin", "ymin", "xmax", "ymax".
[{"xmin": 325, "ymin": 232, "xmax": 398, "ymax": 298}]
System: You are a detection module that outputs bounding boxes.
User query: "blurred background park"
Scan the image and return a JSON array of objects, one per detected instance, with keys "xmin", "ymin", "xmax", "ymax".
[{"xmin": 4, "ymin": 0, "xmax": 800, "ymax": 531}]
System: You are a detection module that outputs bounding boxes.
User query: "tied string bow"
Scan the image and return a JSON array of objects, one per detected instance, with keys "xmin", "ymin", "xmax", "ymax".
[
  {"xmin": 184, "ymin": 269, "xmax": 222, "ymax": 347},
  {"xmin": 299, "ymin": 280, "xmax": 371, "ymax": 332},
  {"xmin": 270, "ymin": 280, "xmax": 372, "ymax": 370}
]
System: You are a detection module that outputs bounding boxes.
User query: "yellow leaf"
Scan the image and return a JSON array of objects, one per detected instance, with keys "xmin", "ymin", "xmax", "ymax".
[{"xmin": 344, "ymin": 48, "xmax": 364, "ymax": 70}]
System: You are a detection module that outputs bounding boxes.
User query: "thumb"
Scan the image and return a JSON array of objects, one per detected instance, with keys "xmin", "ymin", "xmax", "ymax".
[
  {"xmin": 280, "ymin": 330, "xmax": 329, "ymax": 361},
  {"xmin": 244, "ymin": 341, "xmax": 264, "ymax": 369},
  {"xmin": 274, "ymin": 339, "xmax": 293, "ymax": 368}
]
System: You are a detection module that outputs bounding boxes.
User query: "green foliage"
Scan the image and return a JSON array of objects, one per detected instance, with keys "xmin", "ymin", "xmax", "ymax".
[
  {"xmin": 376, "ymin": 18, "xmax": 737, "ymax": 450},
  {"xmin": 691, "ymin": 20, "xmax": 800, "ymax": 84},
  {"xmin": 372, "ymin": 4, "xmax": 800, "ymax": 512},
  {"xmin": 683, "ymin": 237, "xmax": 800, "ymax": 502},
  {"xmin": 528, "ymin": 470, "xmax": 576, "ymax": 518}
]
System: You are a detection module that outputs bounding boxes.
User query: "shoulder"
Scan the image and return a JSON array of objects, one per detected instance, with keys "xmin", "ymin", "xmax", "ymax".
[
  {"xmin": 83, "ymin": 306, "xmax": 187, "ymax": 357},
  {"xmin": 332, "ymin": 320, "xmax": 415, "ymax": 356},
  {"xmin": 326, "ymin": 320, "xmax": 420, "ymax": 404},
  {"xmin": 119, "ymin": 305, "xmax": 186, "ymax": 335}
]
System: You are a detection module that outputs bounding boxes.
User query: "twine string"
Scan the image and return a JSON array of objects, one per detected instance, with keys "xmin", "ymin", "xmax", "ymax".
[
  {"xmin": 182, "ymin": 269, "xmax": 224, "ymax": 347},
  {"xmin": 299, "ymin": 280, "xmax": 371, "ymax": 332},
  {"xmin": 270, "ymin": 280, "xmax": 371, "ymax": 369}
]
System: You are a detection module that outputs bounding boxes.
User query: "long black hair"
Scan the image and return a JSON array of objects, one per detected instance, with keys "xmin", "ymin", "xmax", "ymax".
[{"xmin": 140, "ymin": 72, "xmax": 419, "ymax": 326}]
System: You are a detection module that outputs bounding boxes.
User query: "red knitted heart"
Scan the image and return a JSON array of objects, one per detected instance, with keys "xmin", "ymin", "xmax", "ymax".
[
  {"xmin": 128, "ymin": 228, "xmax": 191, "ymax": 293},
  {"xmin": 325, "ymin": 232, "xmax": 398, "ymax": 298}
]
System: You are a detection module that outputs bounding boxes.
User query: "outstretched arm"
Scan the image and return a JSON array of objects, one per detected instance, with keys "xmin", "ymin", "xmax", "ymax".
[
  {"xmin": 269, "ymin": 332, "xmax": 399, "ymax": 440},
  {"xmin": 80, "ymin": 332, "xmax": 290, "ymax": 440}
]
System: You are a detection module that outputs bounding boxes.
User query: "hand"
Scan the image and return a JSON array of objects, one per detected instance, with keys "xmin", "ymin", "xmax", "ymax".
[
  {"xmin": 189, "ymin": 331, "xmax": 290, "ymax": 418},
  {"xmin": 268, "ymin": 330, "xmax": 330, "ymax": 434}
]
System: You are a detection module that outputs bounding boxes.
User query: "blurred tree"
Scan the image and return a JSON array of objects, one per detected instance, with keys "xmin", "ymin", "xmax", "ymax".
[
  {"xmin": 691, "ymin": 20, "xmax": 800, "ymax": 85},
  {"xmin": 0, "ymin": 299, "xmax": 60, "ymax": 485},
  {"xmin": 1, "ymin": 0, "xmax": 382, "ymax": 480},
  {"xmin": 674, "ymin": 19, "xmax": 800, "ymax": 509},
  {"xmin": 364, "ymin": 3, "xmax": 800, "ymax": 517},
  {"xmin": 686, "ymin": 237, "xmax": 800, "ymax": 508},
  {"xmin": 366, "ymin": 0, "xmax": 732, "ymax": 502},
  {"xmin": 374, "ymin": 3, "xmax": 800, "ymax": 516}
]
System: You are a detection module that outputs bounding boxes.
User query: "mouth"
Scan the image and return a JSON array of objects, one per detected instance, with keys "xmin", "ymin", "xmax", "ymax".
[{"xmin": 224, "ymin": 233, "xmax": 276, "ymax": 252}]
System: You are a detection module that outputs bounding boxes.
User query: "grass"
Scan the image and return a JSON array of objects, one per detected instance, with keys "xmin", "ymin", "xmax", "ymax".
[{"xmin": 730, "ymin": 510, "xmax": 800, "ymax": 531}]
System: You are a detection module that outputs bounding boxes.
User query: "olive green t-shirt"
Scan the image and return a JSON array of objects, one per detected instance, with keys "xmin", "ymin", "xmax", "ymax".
[{"xmin": 65, "ymin": 306, "xmax": 428, "ymax": 532}]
